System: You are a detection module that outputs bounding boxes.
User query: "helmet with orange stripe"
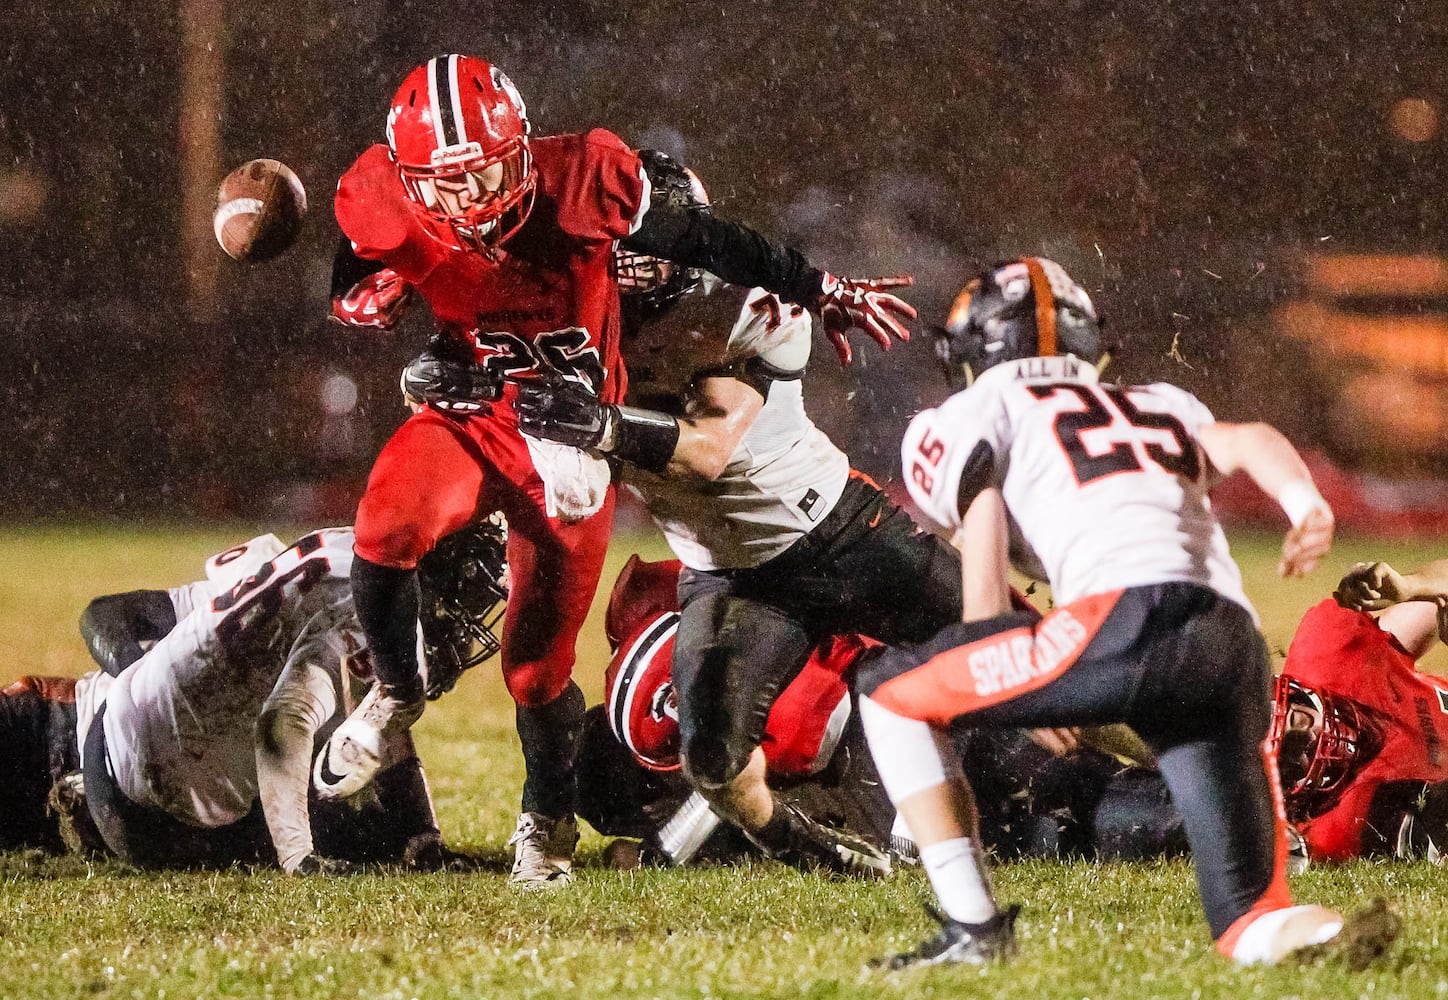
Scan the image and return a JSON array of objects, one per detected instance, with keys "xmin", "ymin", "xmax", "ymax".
[{"xmin": 935, "ymin": 256, "xmax": 1105, "ymax": 389}]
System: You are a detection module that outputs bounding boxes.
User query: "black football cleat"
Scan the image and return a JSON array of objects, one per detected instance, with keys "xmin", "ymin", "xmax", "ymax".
[
  {"xmin": 876, "ymin": 904, "xmax": 1020, "ymax": 970},
  {"xmin": 751, "ymin": 802, "xmax": 892, "ymax": 878}
]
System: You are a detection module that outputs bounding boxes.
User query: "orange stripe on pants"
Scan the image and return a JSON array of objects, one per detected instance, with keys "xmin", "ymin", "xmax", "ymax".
[
  {"xmin": 871, "ymin": 590, "xmax": 1123, "ymax": 727},
  {"xmin": 1213, "ymin": 735, "xmax": 1296, "ymax": 955}
]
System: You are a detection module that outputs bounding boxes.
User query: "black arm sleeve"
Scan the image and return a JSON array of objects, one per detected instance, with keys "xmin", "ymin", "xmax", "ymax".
[
  {"xmin": 79, "ymin": 590, "xmax": 178, "ymax": 677},
  {"xmin": 954, "ymin": 440, "xmax": 1000, "ymax": 521},
  {"xmin": 622, "ymin": 202, "xmax": 824, "ymax": 306},
  {"xmin": 350, "ymin": 555, "xmax": 424, "ymax": 697},
  {"xmin": 329, "ymin": 234, "xmax": 387, "ymax": 300}
]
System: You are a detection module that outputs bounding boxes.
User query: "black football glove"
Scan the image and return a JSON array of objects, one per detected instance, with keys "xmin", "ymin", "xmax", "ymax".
[
  {"xmin": 401, "ymin": 345, "xmax": 501, "ymax": 415},
  {"xmin": 513, "ymin": 374, "xmax": 614, "ymax": 450}
]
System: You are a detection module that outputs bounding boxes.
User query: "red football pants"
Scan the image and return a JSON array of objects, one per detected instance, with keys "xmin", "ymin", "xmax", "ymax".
[{"xmin": 355, "ymin": 407, "xmax": 614, "ymax": 707}]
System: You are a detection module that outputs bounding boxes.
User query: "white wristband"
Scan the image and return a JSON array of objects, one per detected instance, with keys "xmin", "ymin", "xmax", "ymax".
[{"xmin": 1277, "ymin": 479, "xmax": 1328, "ymax": 528}]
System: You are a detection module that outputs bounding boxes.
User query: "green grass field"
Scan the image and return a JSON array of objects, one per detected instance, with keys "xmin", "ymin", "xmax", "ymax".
[{"xmin": 2, "ymin": 524, "xmax": 1447, "ymax": 999}]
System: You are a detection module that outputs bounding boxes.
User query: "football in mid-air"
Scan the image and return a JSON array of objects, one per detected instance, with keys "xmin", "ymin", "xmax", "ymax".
[{"xmin": 213, "ymin": 158, "xmax": 307, "ymax": 262}]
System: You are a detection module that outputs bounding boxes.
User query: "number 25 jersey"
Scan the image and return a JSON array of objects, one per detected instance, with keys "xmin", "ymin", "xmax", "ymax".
[{"xmin": 901, "ymin": 356, "xmax": 1251, "ymax": 613}]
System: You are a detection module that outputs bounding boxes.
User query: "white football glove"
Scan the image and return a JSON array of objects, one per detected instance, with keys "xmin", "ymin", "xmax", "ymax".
[{"xmin": 313, "ymin": 683, "xmax": 423, "ymax": 800}]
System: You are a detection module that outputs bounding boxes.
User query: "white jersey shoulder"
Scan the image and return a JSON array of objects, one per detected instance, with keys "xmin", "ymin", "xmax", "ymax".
[
  {"xmin": 902, "ymin": 357, "xmax": 1251, "ymax": 615},
  {"xmin": 628, "ymin": 288, "xmax": 849, "ymax": 571},
  {"xmin": 163, "ymin": 533, "xmax": 289, "ymax": 620},
  {"xmin": 722, "ymin": 288, "xmax": 812, "ymax": 373},
  {"xmin": 98, "ymin": 527, "xmax": 361, "ymax": 828}
]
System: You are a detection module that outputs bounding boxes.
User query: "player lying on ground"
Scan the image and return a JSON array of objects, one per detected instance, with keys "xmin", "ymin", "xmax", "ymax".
[
  {"xmin": 851, "ymin": 256, "xmax": 1399, "ymax": 970},
  {"xmin": 1267, "ymin": 558, "xmax": 1448, "ymax": 862},
  {"xmin": 64, "ymin": 524, "xmax": 506, "ymax": 872},
  {"xmin": 574, "ymin": 555, "xmax": 1187, "ymax": 867},
  {"xmin": 0, "ymin": 676, "xmax": 98, "ymax": 854},
  {"xmin": 329, "ymin": 53, "xmax": 915, "ymax": 890}
]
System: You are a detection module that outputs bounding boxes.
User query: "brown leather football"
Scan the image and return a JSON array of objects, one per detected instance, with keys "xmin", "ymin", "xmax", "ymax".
[{"xmin": 213, "ymin": 158, "xmax": 307, "ymax": 262}]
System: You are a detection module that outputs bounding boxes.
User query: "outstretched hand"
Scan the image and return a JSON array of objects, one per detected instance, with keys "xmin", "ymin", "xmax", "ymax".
[
  {"xmin": 1278, "ymin": 506, "xmax": 1334, "ymax": 578},
  {"xmin": 814, "ymin": 273, "xmax": 916, "ymax": 365},
  {"xmin": 1335, "ymin": 560, "xmax": 1412, "ymax": 611}
]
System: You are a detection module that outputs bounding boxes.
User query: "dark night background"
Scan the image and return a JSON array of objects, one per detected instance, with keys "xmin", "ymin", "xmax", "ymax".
[{"xmin": 2, "ymin": 1, "xmax": 1445, "ymax": 522}]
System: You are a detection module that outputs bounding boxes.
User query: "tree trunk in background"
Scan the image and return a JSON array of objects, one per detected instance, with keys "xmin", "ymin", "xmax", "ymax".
[{"xmin": 179, "ymin": 0, "xmax": 224, "ymax": 322}]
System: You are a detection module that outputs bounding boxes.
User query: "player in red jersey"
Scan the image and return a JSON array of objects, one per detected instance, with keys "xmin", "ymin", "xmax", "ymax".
[
  {"xmin": 1275, "ymin": 559, "xmax": 1448, "ymax": 862},
  {"xmin": 577, "ymin": 556, "xmax": 1186, "ymax": 868},
  {"xmin": 327, "ymin": 54, "xmax": 916, "ymax": 888}
]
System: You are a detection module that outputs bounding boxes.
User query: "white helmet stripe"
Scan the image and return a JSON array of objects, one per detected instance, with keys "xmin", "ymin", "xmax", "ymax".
[
  {"xmin": 426, "ymin": 57, "xmax": 449, "ymax": 150},
  {"xmin": 446, "ymin": 53, "xmax": 469, "ymax": 146},
  {"xmin": 610, "ymin": 612, "xmax": 680, "ymax": 755}
]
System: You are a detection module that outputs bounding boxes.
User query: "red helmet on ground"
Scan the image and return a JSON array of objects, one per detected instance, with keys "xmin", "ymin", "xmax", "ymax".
[
  {"xmin": 604, "ymin": 554, "xmax": 684, "ymax": 650},
  {"xmin": 604, "ymin": 610, "xmax": 683, "ymax": 772},
  {"xmin": 603, "ymin": 603, "xmax": 858, "ymax": 778},
  {"xmin": 385, "ymin": 54, "xmax": 535, "ymax": 256},
  {"xmin": 1267, "ymin": 674, "xmax": 1378, "ymax": 821}
]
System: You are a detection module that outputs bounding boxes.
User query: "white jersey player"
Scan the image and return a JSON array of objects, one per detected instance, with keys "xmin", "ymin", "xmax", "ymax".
[
  {"xmin": 76, "ymin": 524, "xmax": 507, "ymax": 873},
  {"xmin": 512, "ymin": 152, "xmax": 964, "ymax": 879},
  {"xmin": 621, "ymin": 279, "xmax": 850, "ymax": 570},
  {"xmin": 903, "ymin": 350, "xmax": 1254, "ymax": 613},
  {"xmin": 853, "ymin": 257, "xmax": 1392, "ymax": 972}
]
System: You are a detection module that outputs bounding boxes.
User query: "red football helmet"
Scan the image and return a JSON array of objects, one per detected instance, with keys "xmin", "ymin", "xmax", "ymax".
[
  {"xmin": 605, "ymin": 554, "xmax": 684, "ymax": 649},
  {"xmin": 1268, "ymin": 675, "xmax": 1379, "ymax": 821},
  {"xmin": 386, "ymin": 54, "xmax": 535, "ymax": 256},
  {"xmin": 605, "ymin": 610, "xmax": 683, "ymax": 772}
]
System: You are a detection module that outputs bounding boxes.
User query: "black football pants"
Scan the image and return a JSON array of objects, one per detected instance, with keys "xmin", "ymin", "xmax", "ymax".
[
  {"xmin": 858, "ymin": 582, "xmax": 1278, "ymax": 940},
  {"xmin": 671, "ymin": 477, "xmax": 963, "ymax": 788}
]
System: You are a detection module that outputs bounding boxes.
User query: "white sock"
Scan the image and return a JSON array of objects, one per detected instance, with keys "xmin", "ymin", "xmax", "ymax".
[{"xmin": 919, "ymin": 837, "xmax": 997, "ymax": 924}]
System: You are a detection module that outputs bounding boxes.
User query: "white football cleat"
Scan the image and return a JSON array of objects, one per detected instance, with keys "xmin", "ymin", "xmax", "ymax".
[
  {"xmin": 507, "ymin": 812, "xmax": 579, "ymax": 890},
  {"xmin": 313, "ymin": 683, "xmax": 423, "ymax": 800},
  {"xmin": 1228, "ymin": 905, "xmax": 1344, "ymax": 965}
]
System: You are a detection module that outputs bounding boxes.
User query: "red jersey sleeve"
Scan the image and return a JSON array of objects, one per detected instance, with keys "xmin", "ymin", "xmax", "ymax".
[
  {"xmin": 1281, "ymin": 599, "xmax": 1414, "ymax": 704},
  {"xmin": 334, "ymin": 144, "xmax": 447, "ymax": 282},
  {"xmin": 1302, "ymin": 780, "xmax": 1377, "ymax": 861},
  {"xmin": 532, "ymin": 129, "xmax": 648, "ymax": 242},
  {"xmin": 761, "ymin": 660, "xmax": 850, "ymax": 777}
]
